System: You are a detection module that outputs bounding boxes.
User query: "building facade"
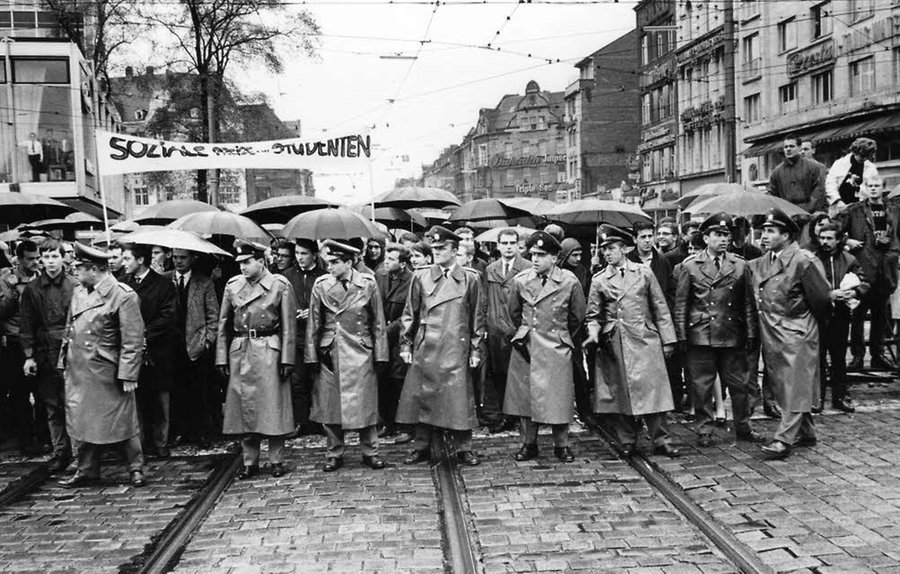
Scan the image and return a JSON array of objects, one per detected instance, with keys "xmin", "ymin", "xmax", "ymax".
[
  {"xmin": 564, "ymin": 30, "xmax": 640, "ymax": 202},
  {"xmin": 739, "ymin": 0, "xmax": 900, "ymax": 190}
]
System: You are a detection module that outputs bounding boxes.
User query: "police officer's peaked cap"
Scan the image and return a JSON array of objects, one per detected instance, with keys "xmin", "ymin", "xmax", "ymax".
[
  {"xmin": 700, "ymin": 212, "xmax": 735, "ymax": 233},
  {"xmin": 322, "ymin": 239, "xmax": 360, "ymax": 257},
  {"xmin": 233, "ymin": 239, "xmax": 267, "ymax": 262},
  {"xmin": 597, "ymin": 224, "xmax": 634, "ymax": 248},
  {"xmin": 526, "ymin": 231, "xmax": 562, "ymax": 255},
  {"xmin": 761, "ymin": 208, "xmax": 800, "ymax": 233},
  {"xmin": 73, "ymin": 242, "xmax": 112, "ymax": 266},
  {"xmin": 426, "ymin": 225, "xmax": 462, "ymax": 247}
]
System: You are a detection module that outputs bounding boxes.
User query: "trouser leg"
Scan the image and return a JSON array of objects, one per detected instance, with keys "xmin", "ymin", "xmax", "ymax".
[
  {"xmin": 799, "ymin": 413, "xmax": 816, "ymax": 441},
  {"xmin": 379, "ymin": 375, "xmax": 404, "ymax": 431},
  {"xmin": 551, "ymin": 424, "xmax": 569, "ymax": 448},
  {"xmin": 773, "ymin": 410, "xmax": 815, "ymax": 446},
  {"xmin": 613, "ymin": 415, "xmax": 638, "ymax": 447},
  {"xmin": 869, "ymin": 292, "xmax": 890, "ymax": 358},
  {"xmin": 572, "ymin": 340, "xmax": 592, "ymax": 420},
  {"xmin": 291, "ymin": 361, "xmax": 314, "ymax": 428},
  {"xmin": 76, "ymin": 442, "xmax": 101, "ymax": 478},
  {"xmin": 176, "ymin": 352, "xmax": 212, "ymax": 441},
  {"xmin": 358, "ymin": 425, "xmax": 379, "ymax": 457},
  {"xmin": 4, "ymin": 342, "xmax": 34, "ymax": 449},
  {"xmin": 830, "ymin": 316, "xmax": 850, "ymax": 402},
  {"xmin": 666, "ymin": 351, "xmax": 685, "ymax": 411},
  {"xmin": 481, "ymin": 337, "xmax": 508, "ymax": 426},
  {"xmin": 35, "ymin": 365, "xmax": 70, "ymax": 457},
  {"xmin": 644, "ymin": 412, "xmax": 670, "ymax": 447},
  {"xmin": 323, "ymin": 424, "xmax": 345, "ymax": 459},
  {"xmin": 452, "ymin": 429, "xmax": 474, "ymax": 453},
  {"xmin": 717, "ymin": 348, "xmax": 752, "ymax": 434},
  {"xmin": 519, "ymin": 417, "xmax": 538, "ymax": 445},
  {"xmin": 155, "ymin": 391, "xmax": 170, "ymax": 449},
  {"xmin": 119, "ymin": 436, "xmax": 144, "ymax": 472},
  {"xmin": 687, "ymin": 346, "xmax": 717, "ymax": 436},
  {"xmin": 241, "ymin": 434, "xmax": 261, "ymax": 466},
  {"xmin": 413, "ymin": 423, "xmax": 432, "ymax": 453},
  {"xmin": 851, "ymin": 294, "xmax": 871, "ymax": 359},
  {"xmin": 267, "ymin": 436, "xmax": 285, "ymax": 465}
]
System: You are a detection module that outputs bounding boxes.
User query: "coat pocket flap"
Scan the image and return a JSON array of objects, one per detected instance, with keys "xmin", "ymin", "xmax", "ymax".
[{"xmin": 510, "ymin": 325, "xmax": 530, "ymax": 343}]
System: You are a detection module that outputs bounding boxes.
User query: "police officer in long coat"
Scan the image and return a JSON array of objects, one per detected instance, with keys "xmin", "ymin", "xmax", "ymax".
[
  {"xmin": 397, "ymin": 226, "xmax": 486, "ymax": 466},
  {"xmin": 586, "ymin": 225, "xmax": 680, "ymax": 458},
  {"xmin": 216, "ymin": 240, "xmax": 297, "ymax": 479},
  {"xmin": 505, "ymin": 231, "xmax": 585, "ymax": 463},
  {"xmin": 674, "ymin": 213, "xmax": 765, "ymax": 447},
  {"xmin": 306, "ymin": 240, "xmax": 389, "ymax": 472},
  {"xmin": 751, "ymin": 209, "xmax": 834, "ymax": 459},
  {"xmin": 59, "ymin": 244, "xmax": 146, "ymax": 488}
]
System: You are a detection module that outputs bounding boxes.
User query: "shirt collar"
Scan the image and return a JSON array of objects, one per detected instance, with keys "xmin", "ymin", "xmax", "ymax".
[
  {"xmin": 136, "ymin": 269, "xmax": 150, "ymax": 283},
  {"xmin": 176, "ymin": 269, "xmax": 192, "ymax": 283}
]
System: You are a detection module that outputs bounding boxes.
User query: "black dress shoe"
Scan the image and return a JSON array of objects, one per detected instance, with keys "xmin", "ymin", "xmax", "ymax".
[
  {"xmin": 794, "ymin": 437, "xmax": 817, "ymax": 447},
  {"xmin": 847, "ymin": 356, "xmax": 864, "ymax": 371},
  {"xmin": 652, "ymin": 444, "xmax": 681, "ymax": 458},
  {"xmin": 130, "ymin": 470, "xmax": 146, "ymax": 487},
  {"xmin": 59, "ymin": 471, "xmax": 98, "ymax": 488},
  {"xmin": 620, "ymin": 444, "xmax": 634, "ymax": 457},
  {"xmin": 554, "ymin": 446, "xmax": 575, "ymax": 463},
  {"xmin": 763, "ymin": 403, "xmax": 782, "ymax": 419},
  {"xmin": 698, "ymin": 434, "xmax": 715, "ymax": 447},
  {"xmin": 457, "ymin": 451, "xmax": 480, "ymax": 466},
  {"xmin": 871, "ymin": 354, "xmax": 897, "ymax": 371},
  {"xmin": 832, "ymin": 397, "xmax": 856, "ymax": 413},
  {"xmin": 714, "ymin": 418, "xmax": 726, "ymax": 427},
  {"xmin": 487, "ymin": 421, "xmax": 507, "ymax": 434},
  {"xmin": 811, "ymin": 399, "xmax": 825, "ymax": 414},
  {"xmin": 237, "ymin": 465, "xmax": 259, "ymax": 480},
  {"xmin": 156, "ymin": 447, "xmax": 171, "ymax": 459},
  {"xmin": 403, "ymin": 450, "xmax": 430, "ymax": 465},
  {"xmin": 323, "ymin": 457, "xmax": 344, "ymax": 472},
  {"xmin": 271, "ymin": 463, "xmax": 286, "ymax": 477},
  {"xmin": 362, "ymin": 455, "xmax": 386, "ymax": 469},
  {"xmin": 735, "ymin": 430, "xmax": 767, "ymax": 443},
  {"xmin": 760, "ymin": 441, "xmax": 791, "ymax": 459},
  {"xmin": 514, "ymin": 444, "xmax": 538, "ymax": 461},
  {"xmin": 47, "ymin": 454, "xmax": 73, "ymax": 473}
]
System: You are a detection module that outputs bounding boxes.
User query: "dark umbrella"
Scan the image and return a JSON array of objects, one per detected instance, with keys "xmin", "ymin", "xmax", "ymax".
[
  {"xmin": 500, "ymin": 197, "xmax": 559, "ymax": 215},
  {"xmin": 134, "ymin": 199, "xmax": 219, "ymax": 225},
  {"xmin": 26, "ymin": 212, "xmax": 103, "ymax": 232},
  {"xmin": 118, "ymin": 228, "xmax": 231, "ymax": 257},
  {"xmin": 282, "ymin": 207, "xmax": 384, "ymax": 241},
  {"xmin": 168, "ymin": 211, "xmax": 270, "ymax": 241},
  {"xmin": 353, "ymin": 205, "xmax": 428, "ymax": 231},
  {"xmin": 0, "ymin": 192, "xmax": 75, "ymax": 226},
  {"xmin": 374, "ymin": 186, "xmax": 461, "ymax": 209},
  {"xmin": 241, "ymin": 196, "xmax": 338, "ymax": 225},
  {"xmin": 449, "ymin": 198, "xmax": 532, "ymax": 223},
  {"xmin": 544, "ymin": 199, "xmax": 651, "ymax": 228}
]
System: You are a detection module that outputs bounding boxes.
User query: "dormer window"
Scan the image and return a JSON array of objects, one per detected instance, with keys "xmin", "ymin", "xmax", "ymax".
[{"xmin": 134, "ymin": 109, "xmax": 147, "ymax": 121}]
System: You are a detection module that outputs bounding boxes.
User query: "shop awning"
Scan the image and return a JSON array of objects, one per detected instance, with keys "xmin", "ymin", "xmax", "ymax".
[{"xmin": 742, "ymin": 111, "xmax": 900, "ymax": 157}]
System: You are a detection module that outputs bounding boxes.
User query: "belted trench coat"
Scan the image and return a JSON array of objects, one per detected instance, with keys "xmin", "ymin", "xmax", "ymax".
[
  {"xmin": 216, "ymin": 270, "xmax": 297, "ymax": 436},
  {"xmin": 586, "ymin": 260, "xmax": 676, "ymax": 416},
  {"xmin": 396, "ymin": 264, "xmax": 485, "ymax": 431},
  {"xmin": 62, "ymin": 274, "xmax": 145, "ymax": 444},
  {"xmin": 305, "ymin": 270, "xmax": 388, "ymax": 429},
  {"xmin": 504, "ymin": 266, "xmax": 585, "ymax": 424}
]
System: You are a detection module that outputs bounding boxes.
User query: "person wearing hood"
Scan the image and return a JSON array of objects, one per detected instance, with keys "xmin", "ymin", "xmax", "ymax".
[
  {"xmin": 363, "ymin": 237, "xmax": 386, "ymax": 274},
  {"xmin": 557, "ymin": 237, "xmax": 593, "ymax": 422}
]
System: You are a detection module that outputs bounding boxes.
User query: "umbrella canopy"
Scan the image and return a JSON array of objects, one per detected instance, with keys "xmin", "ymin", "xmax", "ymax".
[
  {"xmin": 0, "ymin": 192, "xmax": 75, "ymax": 225},
  {"xmin": 544, "ymin": 199, "xmax": 651, "ymax": 228},
  {"xmin": 374, "ymin": 186, "xmax": 461, "ymax": 209},
  {"xmin": 133, "ymin": 200, "xmax": 219, "ymax": 225},
  {"xmin": 110, "ymin": 220, "xmax": 140, "ymax": 232},
  {"xmin": 475, "ymin": 225, "xmax": 536, "ymax": 243},
  {"xmin": 685, "ymin": 190, "xmax": 809, "ymax": 218},
  {"xmin": 353, "ymin": 205, "xmax": 428, "ymax": 231},
  {"xmin": 241, "ymin": 195, "xmax": 338, "ymax": 225},
  {"xmin": 888, "ymin": 184, "xmax": 900, "ymax": 199},
  {"xmin": 281, "ymin": 207, "xmax": 384, "ymax": 241},
  {"xmin": 500, "ymin": 197, "xmax": 559, "ymax": 215},
  {"xmin": 449, "ymin": 198, "xmax": 532, "ymax": 223},
  {"xmin": 677, "ymin": 182, "xmax": 748, "ymax": 209},
  {"xmin": 26, "ymin": 212, "xmax": 102, "ymax": 231},
  {"xmin": 168, "ymin": 211, "xmax": 270, "ymax": 241},
  {"xmin": 118, "ymin": 228, "xmax": 232, "ymax": 257}
]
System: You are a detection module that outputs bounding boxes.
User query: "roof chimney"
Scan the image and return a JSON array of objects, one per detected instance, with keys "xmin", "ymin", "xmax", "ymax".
[
  {"xmin": 145, "ymin": 66, "xmax": 154, "ymax": 76},
  {"xmin": 125, "ymin": 66, "xmax": 133, "ymax": 77}
]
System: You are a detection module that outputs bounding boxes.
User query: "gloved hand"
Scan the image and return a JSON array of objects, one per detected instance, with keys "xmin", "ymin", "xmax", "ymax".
[
  {"xmin": 279, "ymin": 363, "xmax": 294, "ymax": 380},
  {"xmin": 318, "ymin": 346, "xmax": 334, "ymax": 371},
  {"xmin": 512, "ymin": 338, "xmax": 530, "ymax": 363},
  {"xmin": 217, "ymin": 365, "xmax": 230, "ymax": 378}
]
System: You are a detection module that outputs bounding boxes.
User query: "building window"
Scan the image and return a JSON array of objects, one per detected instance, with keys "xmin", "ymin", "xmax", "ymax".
[
  {"xmin": 11, "ymin": 58, "xmax": 70, "ymax": 83},
  {"xmin": 811, "ymin": 2, "xmax": 832, "ymax": 39},
  {"xmin": 642, "ymin": 94, "xmax": 651, "ymax": 125},
  {"xmin": 0, "ymin": 58, "xmax": 5, "ymax": 83},
  {"xmin": 777, "ymin": 18, "xmax": 797, "ymax": 53},
  {"xmin": 477, "ymin": 144, "xmax": 487, "ymax": 167},
  {"xmin": 641, "ymin": 34, "xmax": 649, "ymax": 66},
  {"xmin": 811, "ymin": 70, "xmax": 833, "ymax": 103},
  {"xmin": 741, "ymin": 0, "xmax": 759, "ymax": 20},
  {"xmin": 850, "ymin": 56, "xmax": 875, "ymax": 96},
  {"xmin": 741, "ymin": 34, "xmax": 761, "ymax": 80},
  {"xmin": 744, "ymin": 93, "xmax": 761, "ymax": 123},
  {"xmin": 850, "ymin": 0, "xmax": 874, "ymax": 23},
  {"xmin": 134, "ymin": 185, "xmax": 149, "ymax": 206},
  {"xmin": 504, "ymin": 142, "xmax": 513, "ymax": 159},
  {"xmin": 505, "ymin": 169, "xmax": 515, "ymax": 186},
  {"xmin": 778, "ymin": 83, "xmax": 797, "ymax": 113},
  {"xmin": 893, "ymin": 47, "xmax": 900, "ymax": 85}
]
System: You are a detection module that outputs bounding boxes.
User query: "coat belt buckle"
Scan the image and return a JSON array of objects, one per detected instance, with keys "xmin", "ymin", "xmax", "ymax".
[{"xmin": 248, "ymin": 328, "xmax": 257, "ymax": 338}]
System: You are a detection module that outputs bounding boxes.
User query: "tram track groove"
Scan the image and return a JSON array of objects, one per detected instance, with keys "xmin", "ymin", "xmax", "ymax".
[
  {"xmin": 432, "ymin": 431, "xmax": 484, "ymax": 574},
  {"xmin": 0, "ymin": 461, "xmax": 51, "ymax": 509}
]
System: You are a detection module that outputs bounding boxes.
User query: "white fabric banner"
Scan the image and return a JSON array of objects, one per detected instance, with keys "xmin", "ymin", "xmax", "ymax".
[{"xmin": 94, "ymin": 130, "xmax": 372, "ymax": 175}]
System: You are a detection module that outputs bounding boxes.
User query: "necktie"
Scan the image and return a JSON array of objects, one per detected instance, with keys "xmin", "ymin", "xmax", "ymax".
[
  {"xmin": 714, "ymin": 257, "xmax": 720, "ymax": 270},
  {"xmin": 178, "ymin": 274, "xmax": 186, "ymax": 291},
  {"xmin": 443, "ymin": 268, "xmax": 450, "ymax": 279},
  {"xmin": 620, "ymin": 267, "xmax": 625, "ymax": 277},
  {"xmin": 341, "ymin": 279, "xmax": 349, "ymax": 291},
  {"xmin": 771, "ymin": 253, "xmax": 777, "ymax": 265},
  {"xmin": 540, "ymin": 274, "xmax": 548, "ymax": 287}
]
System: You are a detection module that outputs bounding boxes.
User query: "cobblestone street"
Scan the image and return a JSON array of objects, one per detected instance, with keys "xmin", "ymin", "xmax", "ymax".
[{"xmin": 0, "ymin": 382, "xmax": 898, "ymax": 573}]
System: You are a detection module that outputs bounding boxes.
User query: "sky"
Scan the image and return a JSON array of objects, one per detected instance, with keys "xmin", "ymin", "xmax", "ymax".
[{"xmin": 235, "ymin": 1, "xmax": 637, "ymax": 204}]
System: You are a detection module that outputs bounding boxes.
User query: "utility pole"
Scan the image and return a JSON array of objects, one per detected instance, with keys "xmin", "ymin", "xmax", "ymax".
[
  {"xmin": 722, "ymin": 0, "xmax": 738, "ymax": 183},
  {"xmin": 2, "ymin": 38, "xmax": 19, "ymax": 187}
]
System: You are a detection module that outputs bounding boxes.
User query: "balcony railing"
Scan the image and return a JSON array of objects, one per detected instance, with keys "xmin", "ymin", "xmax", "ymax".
[{"xmin": 741, "ymin": 58, "xmax": 761, "ymax": 80}]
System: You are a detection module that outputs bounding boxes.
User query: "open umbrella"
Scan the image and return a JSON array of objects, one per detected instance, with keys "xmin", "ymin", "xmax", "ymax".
[
  {"xmin": 544, "ymin": 199, "xmax": 651, "ymax": 228},
  {"xmin": 677, "ymin": 183, "xmax": 748, "ymax": 209},
  {"xmin": 449, "ymin": 198, "xmax": 532, "ymax": 223},
  {"xmin": 241, "ymin": 196, "xmax": 338, "ymax": 225},
  {"xmin": 888, "ymin": 184, "xmax": 900, "ymax": 199},
  {"xmin": 685, "ymin": 190, "xmax": 809, "ymax": 218},
  {"xmin": 352, "ymin": 205, "xmax": 428, "ymax": 231},
  {"xmin": 168, "ymin": 211, "xmax": 269, "ymax": 241},
  {"xmin": 281, "ymin": 207, "xmax": 384, "ymax": 241},
  {"xmin": 118, "ymin": 228, "xmax": 231, "ymax": 257},
  {"xmin": 374, "ymin": 186, "xmax": 461, "ymax": 209},
  {"xmin": 134, "ymin": 200, "xmax": 219, "ymax": 225},
  {"xmin": 26, "ymin": 212, "xmax": 103, "ymax": 232},
  {"xmin": 0, "ymin": 192, "xmax": 75, "ymax": 225},
  {"xmin": 111, "ymin": 220, "xmax": 140, "ymax": 232},
  {"xmin": 500, "ymin": 197, "xmax": 559, "ymax": 215},
  {"xmin": 475, "ymin": 225, "xmax": 536, "ymax": 243}
]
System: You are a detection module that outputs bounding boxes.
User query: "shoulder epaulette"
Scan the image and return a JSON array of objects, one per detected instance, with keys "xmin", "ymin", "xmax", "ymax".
[
  {"xmin": 313, "ymin": 274, "xmax": 331, "ymax": 285},
  {"xmin": 226, "ymin": 275, "xmax": 242, "ymax": 284},
  {"xmin": 117, "ymin": 282, "xmax": 135, "ymax": 293}
]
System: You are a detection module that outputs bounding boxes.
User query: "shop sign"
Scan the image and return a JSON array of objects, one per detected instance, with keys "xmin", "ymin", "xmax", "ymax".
[
  {"xmin": 492, "ymin": 154, "xmax": 567, "ymax": 168},
  {"xmin": 677, "ymin": 33, "xmax": 724, "ymax": 65},
  {"xmin": 641, "ymin": 125, "xmax": 671, "ymax": 142},
  {"xmin": 661, "ymin": 188, "xmax": 680, "ymax": 203},
  {"xmin": 839, "ymin": 15, "xmax": 900, "ymax": 56},
  {"xmin": 786, "ymin": 40, "xmax": 835, "ymax": 78}
]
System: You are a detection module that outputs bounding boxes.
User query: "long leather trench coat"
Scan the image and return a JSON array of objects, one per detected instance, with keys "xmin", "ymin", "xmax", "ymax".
[
  {"xmin": 396, "ymin": 264, "xmax": 485, "ymax": 431},
  {"xmin": 62, "ymin": 274, "xmax": 144, "ymax": 444},
  {"xmin": 375, "ymin": 267, "xmax": 413, "ymax": 380},
  {"xmin": 750, "ymin": 243, "xmax": 831, "ymax": 412},
  {"xmin": 305, "ymin": 270, "xmax": 388, "ymax": 429},
  {"xmin": 504, "ymin": 266, "xmax": 585, "ymax": 424},
  {"xmin": 587, "ymin": 260, "xmax": 676, "ymax": 416},
  {"xmin": 484, "ymin": 256, "xmax": 531, "ymax": 377},
  {"xmin": 216, "ymin": 270, "xmax": 297, "ymax": 436}
]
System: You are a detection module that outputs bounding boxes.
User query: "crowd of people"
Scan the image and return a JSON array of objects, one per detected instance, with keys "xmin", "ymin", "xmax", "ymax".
[{"xmin": 0, "ymin": 135, "xmax": 896, "ymax": 486}]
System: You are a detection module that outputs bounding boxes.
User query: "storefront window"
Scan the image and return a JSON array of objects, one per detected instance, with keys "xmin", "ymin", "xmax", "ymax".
[
  {"xmin": 13, "ymin": 83, "xmax": 76, "ymax": 183},
  {"xmin": 12, "ymin": 58, "xmax": 69, "ymax": 83}
]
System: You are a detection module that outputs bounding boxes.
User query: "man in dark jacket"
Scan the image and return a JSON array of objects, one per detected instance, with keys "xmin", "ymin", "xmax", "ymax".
[
  {"xmin": 814, "ymin": 223, "xmax": 868, "ymax": 413},
  {"xmin": 767, "ymin": 135, "xmax": 826, "ymax": 213},
  {"xmin": 123, "ymin": 244, "xmax": 179, "ymax": 458},
  {"xmin": 558, "ymin": 237, "xmax": 593, "ymax": 422},
  {"xmin": 376, "ymin": 243, "xmax": 414, "ymax": 442}
]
